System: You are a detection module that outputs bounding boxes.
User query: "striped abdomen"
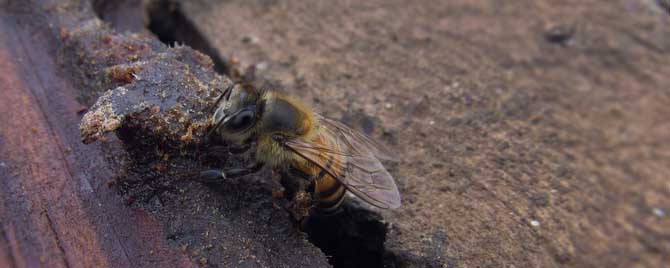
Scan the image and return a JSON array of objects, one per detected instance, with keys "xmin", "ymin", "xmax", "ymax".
[
  {"xmin": 314, "ymin": 170, "xmax": 346, "ymax": 214},
  {"xmin": 294, "ymin": 132, "xmax": 347, "ymax": 214}
]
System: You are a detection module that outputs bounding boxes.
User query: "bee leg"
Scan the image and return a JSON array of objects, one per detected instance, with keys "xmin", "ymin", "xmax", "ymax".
[
  {"xmin": 228, "ymin": 142, "xmax": 252, "ymax": 154},
  {"xmin": 287, "ymin": 166, "xmax": 312, "ymax": 181},
  {"xmin": 225, "ymin": 161, "xmax": 264, "ymax": 177},
  {"xmin": 196, "ymin": 162, "xmax": 265, "ymax": 183},
  {"xmin": 228, "ymin": 135, "xmax": 256, "ymax": 155},
  {"xmin": 200, "ymin": 143, "xmax": 250, "ymax": 161},
  {"xmin": 196, "ymin": 169, "xmax": 227, "ymax": 183},
  {"xmin": 199, "ymin": 146, "xmax": 229, "ymax": 160}
]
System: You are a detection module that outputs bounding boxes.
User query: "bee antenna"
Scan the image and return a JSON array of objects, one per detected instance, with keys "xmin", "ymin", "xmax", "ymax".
[
  {"xmin": 208, "ymin": 83, "xmax": 236, "ymax": 115},
  {"xmin": 207, "ymin": 83, "xmax": 236, "ymax": 139}
]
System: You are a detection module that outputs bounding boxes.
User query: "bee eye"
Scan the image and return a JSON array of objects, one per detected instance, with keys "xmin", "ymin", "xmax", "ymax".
[{"xmin": 225, "ymin": 108, "xmax": 256, "ymax": 132}]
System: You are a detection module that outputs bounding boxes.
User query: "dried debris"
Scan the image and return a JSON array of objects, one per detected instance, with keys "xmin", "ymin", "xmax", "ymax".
[{"xmin": 79, "ymin": 47, "xmax": 225, "ymax": 146}]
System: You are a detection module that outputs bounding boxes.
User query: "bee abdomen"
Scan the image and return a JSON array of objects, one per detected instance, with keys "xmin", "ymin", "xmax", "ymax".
[{"xmin": 314, "ymin": 175, "xmax": 346, "ymax": 214}]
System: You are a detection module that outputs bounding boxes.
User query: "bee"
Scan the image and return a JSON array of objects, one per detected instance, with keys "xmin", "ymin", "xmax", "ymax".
[{"xmin": 199, "ymin": 83, "xmax": 401, "ymax": 216}]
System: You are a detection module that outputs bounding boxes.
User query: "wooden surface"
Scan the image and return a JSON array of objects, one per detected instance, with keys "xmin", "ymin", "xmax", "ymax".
[
  {"xmin": 0, "ymin": 6, "xmax": 198, "ymax": 268},
  {"xmin": 1, "ymin": 0, "xmax": 669, "ymax": 268},
  {"xmin": 178, "ymin": 0, "xmax": 670, "ymax": 267},
  {"xmin": 0, "ymin": 1, "xmax": 330, "ymax": 268}
]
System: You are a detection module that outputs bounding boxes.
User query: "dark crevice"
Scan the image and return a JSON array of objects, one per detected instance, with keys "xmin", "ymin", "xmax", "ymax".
[
  {"xmin": 145, "ymin": 0, "xmax": 229, "ymax": 74},
  {"xmin": 658, "ymin": 0, "xmax": 670, "ymax": 16},
  {"xmin": 302, "ymin": 203, "xmax": 389, "ymax": 268},
  {"xmin": 92, "ymin": 0, "xmax": 148, "ymax": 34},
  {"xmin": 94, "ymin": 1, "xmax": 396, "ymax": 268},
  {"xmin": 93, "ymin": 0, "xmax": 229, "ymax": 75}
]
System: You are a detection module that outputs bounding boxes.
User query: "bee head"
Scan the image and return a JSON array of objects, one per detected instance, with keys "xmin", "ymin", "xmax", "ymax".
[{"xmin": 209, "ymin": 84, "xmax": 261, "ymax": 140}]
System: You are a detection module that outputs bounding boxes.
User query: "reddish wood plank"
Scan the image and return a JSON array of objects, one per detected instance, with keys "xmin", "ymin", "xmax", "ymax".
[{"xmin": 0, "ymin": 10, "xmax": 196, "ymax": 268}]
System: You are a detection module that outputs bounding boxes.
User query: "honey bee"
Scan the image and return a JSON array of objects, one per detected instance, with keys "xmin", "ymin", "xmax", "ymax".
[{"xmin": 200, "ymin": 83, "xmax": 401, "ymax": 215}]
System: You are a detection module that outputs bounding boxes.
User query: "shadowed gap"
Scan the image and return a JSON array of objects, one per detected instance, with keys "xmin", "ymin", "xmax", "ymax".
[{"xmin": 145, "ymin": 0, "xmax": 228, "ymax": 74}]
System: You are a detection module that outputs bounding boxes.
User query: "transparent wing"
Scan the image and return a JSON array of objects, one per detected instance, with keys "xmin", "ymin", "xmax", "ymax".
[
  {"xmin": 316, "ymin": 114, "xmax": 398, "ymax": 161},
  {"xmin": 284, "ymin": 119, "xmax": 401, "ymax": 209}
]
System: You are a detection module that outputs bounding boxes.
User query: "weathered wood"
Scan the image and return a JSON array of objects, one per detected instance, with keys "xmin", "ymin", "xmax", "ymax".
[
  {"xmin": 174, "ymin": 0, "xmax": 670, "ymax": 267},
  {"xmin": 1, "ymin": 1, "xmax": 330, "ymax": 268},
  {"xmin": 0, "ymin": 8, "xmax": 198, "ymax": 268},
  {"xmin": 2, "ymin": 0, "xmax": 670, "ymax": 267}
]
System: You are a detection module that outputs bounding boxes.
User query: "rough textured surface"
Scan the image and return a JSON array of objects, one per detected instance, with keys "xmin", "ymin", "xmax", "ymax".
[
  {"xmin": 2, "ymin": 0, "xmax": 670, "ymax": 268},
  {"xmin": 1, "ymin": 1, "xmax": 329, "ymax": 268},
  {"xmin": 171, "ymin": 0, "xmax": 670, "ymax": 267},
  {"xmin": 0, "ymin": 3, "xmax": 197, "ymax": 268}
]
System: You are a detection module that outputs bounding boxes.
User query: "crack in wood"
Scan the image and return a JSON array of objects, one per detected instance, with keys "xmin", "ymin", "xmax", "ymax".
[{"xmin": 43, "ymin": 209, "xmax": 72, "ymax": 268}]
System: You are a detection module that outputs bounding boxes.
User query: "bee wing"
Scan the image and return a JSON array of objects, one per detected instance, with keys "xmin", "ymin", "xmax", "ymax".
[
  {"xmin": 284, "ymin": 124, "xmax": 401, "ymax": 209},
  {"xmin": 316, "ymin": 114, "xmax": 398, "ymax": 161}
]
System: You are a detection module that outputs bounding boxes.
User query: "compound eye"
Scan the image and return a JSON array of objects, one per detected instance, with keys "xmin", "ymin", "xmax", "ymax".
[{"xmin": 225, "ymin": 108, "xmax": 256, "ymax": 132}]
